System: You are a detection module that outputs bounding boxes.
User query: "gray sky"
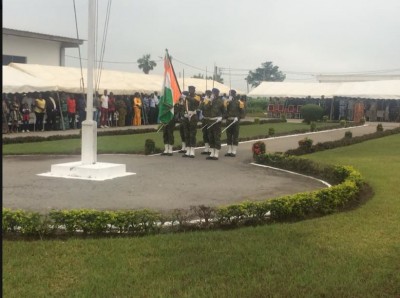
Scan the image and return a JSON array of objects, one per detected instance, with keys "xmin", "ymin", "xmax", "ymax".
[{"xmin": 3, "ymin": 0, "xmax": 400, "ymax": 92}]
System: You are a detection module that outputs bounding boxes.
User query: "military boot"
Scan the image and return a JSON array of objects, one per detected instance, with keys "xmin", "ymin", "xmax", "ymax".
[{"xmin": 225, "ymin": 145, "xmax": 232, "ymax": 157}]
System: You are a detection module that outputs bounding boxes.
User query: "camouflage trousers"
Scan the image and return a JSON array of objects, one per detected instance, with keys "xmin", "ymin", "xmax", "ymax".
[
  {"xmin": 225, "ymin": 120, "xmax": 240, "ymax": 146},
  {"xmin": 208, "ymin": 122, "xmax": 222, "ymax": 150},
  {"xmin": 182, "ymin": 116, "xmax": 198, "ymax": 147},
  {"xmin": 163, "ymin": 120, "xmax": 175, "ymax": 145}
]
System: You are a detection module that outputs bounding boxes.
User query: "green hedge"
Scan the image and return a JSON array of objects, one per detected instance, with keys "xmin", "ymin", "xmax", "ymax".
[
  {"xmin": 286, "ymin": 127, "xmax": 400, "ymax": 156},
  {"xmin": 2, "ymin": 155, "xmax": 364, "ymax": 239}
]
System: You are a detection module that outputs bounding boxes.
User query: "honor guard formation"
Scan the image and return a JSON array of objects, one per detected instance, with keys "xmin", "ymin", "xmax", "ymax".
[{"xmin": 161, "ymin": 86, "xmax": 246, "ymax": 160}]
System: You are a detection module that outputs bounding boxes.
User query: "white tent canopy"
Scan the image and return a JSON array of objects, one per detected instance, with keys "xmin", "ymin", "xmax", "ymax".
[
  {"xmin": 248, "ymin": 82, "xmax": 340, "ymax": 99},
  {"xmin": 4, "ymin": 63, "xmax": 239, "ymax": 95},
  {"xmin": 248, "ymin": 80, "xmax": 400, "ymax": 100},
  {"xmin": 333, "ymin": 80, "xmax": 400, "ymax": 99},
  {"xmin": 2, "ymin": 65, "xmax": 58, "ymax": 94}
]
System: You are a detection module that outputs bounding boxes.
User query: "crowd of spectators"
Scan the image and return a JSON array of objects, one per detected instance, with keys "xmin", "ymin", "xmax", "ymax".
[{"xmin": 2, "ymin": 90, "xmax": 161, "ymax": 134}]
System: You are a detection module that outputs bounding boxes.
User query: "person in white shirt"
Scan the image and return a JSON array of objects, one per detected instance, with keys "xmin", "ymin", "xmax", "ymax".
[{"xmin": 100, "ymin": 89, "xmax": 109, "ymax": 128}]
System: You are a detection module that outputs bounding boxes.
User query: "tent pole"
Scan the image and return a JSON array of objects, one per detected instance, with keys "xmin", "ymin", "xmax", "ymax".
[{"xmin": 56, "ymin": 92, "xmax": 65, "ymax": 131}]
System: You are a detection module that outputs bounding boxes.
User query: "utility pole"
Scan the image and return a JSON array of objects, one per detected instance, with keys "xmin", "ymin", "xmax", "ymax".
[
  {"xmin": 213, "ymin": 64, "xmax": 217, "ymax": 88},
  {"xmin": 206, "ymin": 66, "xmax": 208, "ymax": 90},
  {"xmin": 229, "ymin": 66, "xmax": 232, "ymax": 89}
]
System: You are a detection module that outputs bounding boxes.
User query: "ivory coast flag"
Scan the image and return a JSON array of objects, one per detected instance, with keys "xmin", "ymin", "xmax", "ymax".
[{"xmin": 159, "ymin": 50, "xmax": 181, "ymax": 124}]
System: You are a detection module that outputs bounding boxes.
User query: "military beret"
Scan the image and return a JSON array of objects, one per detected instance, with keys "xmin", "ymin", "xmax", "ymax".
[
  {"xmin": 212, "ymin": 88, "xmax": 220, "ymax": 94},
  {"xmin": 188, "ymin": 86, "xmax": 196, "ymax": 90},
  {"xmin": 229, "ymin": 89, "xmax": 237, "ymax": 95}
]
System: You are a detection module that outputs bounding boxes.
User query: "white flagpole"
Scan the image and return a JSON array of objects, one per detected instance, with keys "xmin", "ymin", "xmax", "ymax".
[{"xmin": 81, "ymin": 0, "xmax": 97, "ymax": 165}]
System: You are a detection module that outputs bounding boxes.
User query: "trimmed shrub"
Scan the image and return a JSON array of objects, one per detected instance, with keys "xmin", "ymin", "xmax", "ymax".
[
  {"xmin": 254, "ymin": 118, "xmax": 260, "ymax": 124},
  {"xmin": 252, "ymin": 141, "xmax": 266, "ymax": 158},
  {"xmin": 300, "ymin": 104, "xmax": 324, "ymax": 124},
  {"xmin": 344, "ymin": 131, "xmax": 353, "ymax": 139},
  {"xmin": 310, "ymin": 122, "xmax": 317, "ymax": 132},
  {"xmin": 268, "ymin": 127, "xmax": 275, "ymax": 136},
  {"xmin": 286, "ymin": 127, "xmax": 400, "ymax": 156},
  {"xmin": 298, "ymin": 137, "xmax": 314, "ymax": 154},
  {"xmin": 376, "ymin": 123, "xmax": 383, "ymax": 132},
  {"xmin": 144, "ymin": 139, "xmax": 156, "ymax": 155}
]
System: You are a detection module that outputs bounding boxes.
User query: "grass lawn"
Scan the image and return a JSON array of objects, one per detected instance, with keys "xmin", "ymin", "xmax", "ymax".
[
  {"xmin": 2, "ymin": 122, "xmax": 338, "ymax": 155},
  {"xmin": 2, "ymin": 135, "xmax": 400, "ymax": 297}
]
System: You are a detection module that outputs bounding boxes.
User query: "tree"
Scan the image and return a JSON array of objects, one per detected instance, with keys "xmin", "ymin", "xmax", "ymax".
[
  {"xmin": 191, "ymin": 73, "xmax": 224, "ymax": 84},
  {"xmin": 246, "ymin": 61, "xmax": 286, "ymax": 88},
  {"xmin": 192, "ymin": 73, "xmax": 207, "ymax": 79},
  {"xmin": 137, "ymin": 54, "xmax": 157, "ymax": 74}
]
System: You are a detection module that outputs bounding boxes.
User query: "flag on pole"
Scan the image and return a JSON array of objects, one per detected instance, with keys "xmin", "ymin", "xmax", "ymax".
[{"xmin": 159, "ymin": 50, "xmax": 181, "ymax": 124}]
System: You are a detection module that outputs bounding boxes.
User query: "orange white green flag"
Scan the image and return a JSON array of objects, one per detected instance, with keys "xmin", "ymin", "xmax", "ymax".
[{"xmin": 158, "ymin": 50, "xmax": 181, "ymax": 124}]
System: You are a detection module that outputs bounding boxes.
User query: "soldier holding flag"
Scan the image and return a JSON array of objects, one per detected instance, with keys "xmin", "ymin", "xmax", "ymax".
[{"xmin": 158, "ymin": 50, "xmax": 181, "ymax": 155}]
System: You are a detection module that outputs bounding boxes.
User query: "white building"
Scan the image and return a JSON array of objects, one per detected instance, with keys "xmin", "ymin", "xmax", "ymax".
[{"xmin": 2, "ymin": 28, "xmax": 84, "ymax": 66}]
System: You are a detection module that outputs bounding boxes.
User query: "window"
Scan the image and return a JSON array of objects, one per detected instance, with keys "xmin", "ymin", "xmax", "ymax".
[{"xmin": 3, "ymin": 55, "xmax": 27, "ymax": 65}]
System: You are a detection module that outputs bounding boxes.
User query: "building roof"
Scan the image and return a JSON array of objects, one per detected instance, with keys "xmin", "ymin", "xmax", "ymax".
[{"xmin": 2, "ymin": 28, "xmax": 84, "ymax": 48}]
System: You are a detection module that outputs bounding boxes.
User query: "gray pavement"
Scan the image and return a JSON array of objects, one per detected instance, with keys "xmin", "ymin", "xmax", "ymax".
[{"xmin": 3, "ymin": 121, "xmax": 398, "ymax": 213}]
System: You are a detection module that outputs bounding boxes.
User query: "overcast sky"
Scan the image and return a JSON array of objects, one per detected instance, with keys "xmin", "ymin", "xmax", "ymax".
[{"xmin": 3, "ymin": 0, "xmax": 400, "ymax": 92}]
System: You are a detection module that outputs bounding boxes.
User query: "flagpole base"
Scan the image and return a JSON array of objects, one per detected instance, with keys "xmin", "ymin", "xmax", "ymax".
[{"xmin": 38, "ymin": 161, "xmax": 135, "ymax": 181}]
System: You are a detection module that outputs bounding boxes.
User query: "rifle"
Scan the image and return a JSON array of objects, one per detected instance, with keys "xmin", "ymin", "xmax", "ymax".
[{"xmin": 221, "ymin": 118, "xmax": 238, "ymax": 133}]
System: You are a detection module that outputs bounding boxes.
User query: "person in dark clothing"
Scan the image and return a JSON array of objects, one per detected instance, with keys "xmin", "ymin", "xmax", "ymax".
[
  {"xmin": 45, "ymin": 93, "xmax": 58, "ymax": 131},
  {"xmin": 76, "ymin": 94, "xmax": 87, "ymax": 129}
]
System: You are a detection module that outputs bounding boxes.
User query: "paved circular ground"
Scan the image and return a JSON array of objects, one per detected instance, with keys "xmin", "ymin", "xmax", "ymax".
[
  {"xmin": 3, "ymin": 153, "xmax": 325, "ymax": 213},
  {"xmin": 3, "ymin": 121, "xmax": 397, "ymax": 213}
]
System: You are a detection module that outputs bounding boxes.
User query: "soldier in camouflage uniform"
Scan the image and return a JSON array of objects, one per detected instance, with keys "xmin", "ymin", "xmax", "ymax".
[
  {"xmin": 161, "ymin": 101, "xmax": 182, "ymax": 156},
  {"xmin": 182, "ymin": 86, "xmax": 200, "ymax": 158},
  {"xmin": 206, "ymin": 88, "xmax": 226, "ymax": 160},
  {"xmin": 199, "ymin": 90, "xmax": 212, "ymax": 155},
  {"xmin": 177, "ymin": 93, "xmax": 188, "ymax": 153},
  {"xmin": 224, "ymin": 89, "xmax": 245, "ymax": 157}
]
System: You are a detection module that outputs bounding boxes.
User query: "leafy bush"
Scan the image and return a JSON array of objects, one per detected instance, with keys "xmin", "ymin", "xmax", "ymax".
[
  {"xmin": 340, "ymin": 120, "xmax": 347, "ymax": 128},
  {"xmin": 322, "ymin": 115, "xmax": 329, "ymax": 122},
  {"xmin": 310, "ymin": 122, "xmax": 317, "ymax": 132},
  {"xmin": 254, "ymin": 118, "xmax": 260, "ymax": 124},
  {"xmin": 376, "ymin": 123, "xmax": 383, "ymax": 132},
  {"xmin": 300, "ymin": 104, "xmax": 324, "ymax": 124},
  {"xmin": 298, "ymin": 137, "xmax": 314, "ymax": 154},
  {"xmin": 268, "ymin": 127, "xmax": 275, "ymax": 136},
  {"xmin": 145, "ymin": 139, "xmax": 156, "ymax": 155},
  {"xmin": 246, "ymin": 99, "xmax": 269, "ymax": 114},
  {"xmin": 286, "ymin": 127, "xmax": 400, "ymax": 156},
  {"xmin": 259, "ymin": 118, "xmax": 287, "ymax": 124},
  {"xmin": 252, "ymin": 141, "xmax": 266, "ymax": 158},
  {"xmin": 344, "ymin": 131, "xmax": 353, "ymax": 139}
]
